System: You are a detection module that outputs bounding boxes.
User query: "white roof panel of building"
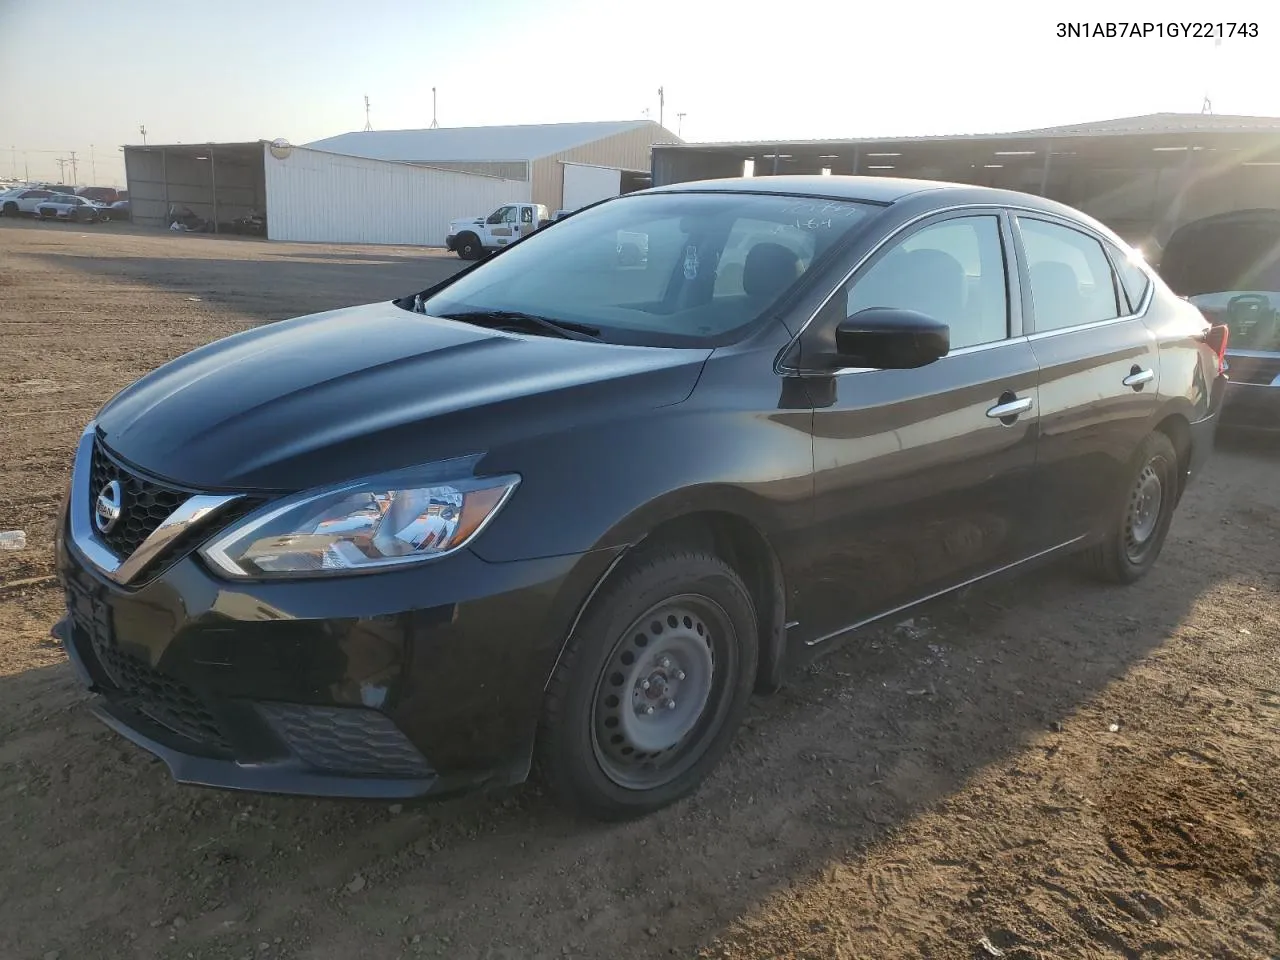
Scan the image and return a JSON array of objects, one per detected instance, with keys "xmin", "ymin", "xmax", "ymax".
[{"xmin": 305, "ymin": 120, "xmax": 664, "ymax": 163}]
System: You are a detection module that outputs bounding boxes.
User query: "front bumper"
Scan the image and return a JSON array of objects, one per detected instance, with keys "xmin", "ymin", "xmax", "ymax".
[{"xmin": 56, "ymin": 499, "xmax": 621, "ymax": 800}]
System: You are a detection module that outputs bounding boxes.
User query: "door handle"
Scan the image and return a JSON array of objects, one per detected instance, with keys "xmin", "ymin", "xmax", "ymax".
[
  {"xmin": 986, "ymin": 396, "xmax": 1033, "ymax": 420},
  {"xmin": 1123, "ymin": 367, "xmax": 1155, "ymax": 389}
]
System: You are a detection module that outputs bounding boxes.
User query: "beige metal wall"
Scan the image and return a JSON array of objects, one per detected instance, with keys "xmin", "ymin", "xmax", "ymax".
[{"xmin": 532, "ymin": 124, "xmax": 678, "ymax": 210}]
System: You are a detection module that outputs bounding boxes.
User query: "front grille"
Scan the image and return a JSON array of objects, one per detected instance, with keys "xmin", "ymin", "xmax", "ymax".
[
  {"xmin": 89, "ymin": 439, "xmax": 190, "ymax": 558},
  {"xmin": 65, "ymin": 570, "xmax": 233, "ymax": 755},
  {"xmin": 257, "ymin": 702, "xmax": 433, "ymax": 778},
  {"xmin": 1226, "ymin": 354, "xmax": 1280, "ymax": 386}
]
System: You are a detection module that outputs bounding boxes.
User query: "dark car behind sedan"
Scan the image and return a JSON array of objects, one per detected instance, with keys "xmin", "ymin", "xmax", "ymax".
[
  {"xmin": 54, "ymin": 176, "xmax": 1227, "ymax": 820},
  {"xmin": 1159, "ymin": 208, "xmax": 1280, "ymax": 432}
]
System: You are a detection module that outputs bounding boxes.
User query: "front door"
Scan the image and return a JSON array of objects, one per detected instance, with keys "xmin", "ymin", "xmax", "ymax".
[
  {"xmin": 1011, "ymin": 215, "xmax": 1163, "ymax": 544},
  {"xmin": 486, "ymin": 205, "xmax": 518, "ymax": 245},
  {"xmin": 793, "ymin": 210, "xmax": 1044, "ymax": 646}
]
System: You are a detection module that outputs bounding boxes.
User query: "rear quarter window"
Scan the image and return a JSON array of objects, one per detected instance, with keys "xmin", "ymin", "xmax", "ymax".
[{"xmin": 1107, "ymin": 242, "xmax": 1152, "ymax": 312}]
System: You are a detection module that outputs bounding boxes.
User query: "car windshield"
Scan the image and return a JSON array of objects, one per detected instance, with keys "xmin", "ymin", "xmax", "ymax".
[{"xmin": 417, "ymin": 191, "xmax": 879, "ymax": 347}]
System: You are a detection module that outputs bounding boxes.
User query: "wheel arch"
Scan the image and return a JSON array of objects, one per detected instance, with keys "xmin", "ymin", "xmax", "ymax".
[
  {"xmin": 549, "ymin": 501, "xmax": 790, "ymax": 697},
  {"xmin": 1152, "ymin": 411, "xmax": 1192, "ymax": 503}
]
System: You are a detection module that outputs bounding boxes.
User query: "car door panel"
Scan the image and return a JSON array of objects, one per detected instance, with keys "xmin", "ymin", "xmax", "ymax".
[
  {"xmin": 795, "ymin": 343, "xmax": 1041, "ymax": 644},
  {"xmin": 1013, "ymin": 215, "xmax": 1162, "ymax": 543},
  {"xmin": 788, "ymin": 209, "xmax": 1045, "ymax": 646}
]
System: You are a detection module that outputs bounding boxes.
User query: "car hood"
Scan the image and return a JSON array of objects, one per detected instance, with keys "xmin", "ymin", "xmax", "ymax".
[{"xmin": 96, "ymin": 301, "xmax": 711, "ymax": 490}]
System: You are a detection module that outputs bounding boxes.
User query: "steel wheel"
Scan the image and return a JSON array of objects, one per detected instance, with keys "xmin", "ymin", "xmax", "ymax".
[
  {"xmin": 589, "ymin": 592, "xmax": 741, "ymax": 791},
  {"xmin": 1124, "ymin": 461, "xmax": 1164, "ymax": 563},
  {"xmin": 1081, "ymin": 431, "xmax": 1178, "ymax": 585}
]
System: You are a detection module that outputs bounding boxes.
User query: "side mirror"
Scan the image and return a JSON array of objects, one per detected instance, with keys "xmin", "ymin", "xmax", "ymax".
[{"xmin": 834, "ymin": 308, "xmax": 950, "ymax": 369}]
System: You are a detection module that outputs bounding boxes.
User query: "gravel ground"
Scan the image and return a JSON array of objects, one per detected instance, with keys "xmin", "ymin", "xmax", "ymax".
[{"xmin": 1, "ymin": 219, "xmax": 1277, "ymax": 960}]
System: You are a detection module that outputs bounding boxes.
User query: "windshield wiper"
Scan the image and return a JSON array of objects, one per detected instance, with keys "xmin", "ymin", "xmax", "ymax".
[{"xmin": 438, "ymin": 310, "xmax": 602, "ymax": 342}]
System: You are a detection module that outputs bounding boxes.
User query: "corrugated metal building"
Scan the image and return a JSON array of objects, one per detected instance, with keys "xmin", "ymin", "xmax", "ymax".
[
  {"xmin": 123, "ymin": 140, "xmax": 526, "ymax": 246},
  {"xmin": 651, "ymin": 113, "xmax": 1280, "ymax": 257},
  {"xmin": 307, "ymin": 119, "xmax": 682, "ymax": 212}
]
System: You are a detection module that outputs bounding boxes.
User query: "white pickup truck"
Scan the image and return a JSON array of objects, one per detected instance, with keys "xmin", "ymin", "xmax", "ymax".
[{"xmin": 446, "ymin": 202, "xmax": 553, "ymax": 260}]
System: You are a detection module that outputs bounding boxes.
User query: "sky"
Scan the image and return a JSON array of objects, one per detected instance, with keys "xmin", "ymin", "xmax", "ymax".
[{"xmin": 2, "ymin": 0, "xmax": 1278, "ymax": 187}]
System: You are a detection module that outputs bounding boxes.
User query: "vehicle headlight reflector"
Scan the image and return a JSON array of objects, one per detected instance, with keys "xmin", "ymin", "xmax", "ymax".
[{"xmin": 200, "ymin": 466, "xmax": 519, "ymax": 578}]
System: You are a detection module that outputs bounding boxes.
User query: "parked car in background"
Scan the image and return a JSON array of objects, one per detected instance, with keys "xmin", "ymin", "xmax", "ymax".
[
  {"xmin": 77, "ymin": 186, "xmax": 121, "ymax": 205},
  {"xmin": 36, "ymin": 194, "xmax": 106, "ymax": 223},
  {"xmin": 1160, "ymin": 208, "xmax": 1280, "ymax": 432},
  {"xmin": 0, "ymin": 187, "xmax": 55, "ymax": 216},
  {"xmin": 101, "ymin": 199, "xmax": 131, "ymax": 222},
  {"xmin": 55, "ymin": 176, "xmax": 1227, "ymax": 822}
]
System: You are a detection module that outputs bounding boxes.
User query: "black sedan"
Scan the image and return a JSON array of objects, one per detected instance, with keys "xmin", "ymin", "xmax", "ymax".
[{"xmin": 54, "ymin": 176, "xmax": 1227, "ymax": 820}]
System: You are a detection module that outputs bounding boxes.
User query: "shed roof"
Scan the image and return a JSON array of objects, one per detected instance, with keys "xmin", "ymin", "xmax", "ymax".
[
  {"xmin": 664, "ymin": 113, "xmax": 1280, "ymax": 151},
  {"xmin": 305, "ymin": 120, "xmax": 678, "ymax": 163}
]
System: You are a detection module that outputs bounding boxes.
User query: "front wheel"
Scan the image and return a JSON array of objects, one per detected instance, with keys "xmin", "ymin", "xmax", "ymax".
[
  {"xmin": 537, "ymin": 547, "xmax": 758, "ymax": 821},
  {"xmin": 1081, "ymin": 431, "xmax": 1179, "ymax": 584},
  {"xmin": 1, "ymin": 201, "xmax": 17, "ymax": 217},
  {"xmin": 455, "ymin": 232, "xmax": 481, "ymax": 260}
]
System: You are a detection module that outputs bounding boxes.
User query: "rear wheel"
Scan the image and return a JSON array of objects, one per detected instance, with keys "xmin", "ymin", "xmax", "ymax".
[
  {"xmin": 456, "ymin": 232, "xmax": 481, "ymax": 260},
  {"xmin": 1081, "ymin": 431, "xmax": 1179, "ymax": 584},
  {"xmin": 538, "ymin": 547, "xmax": 758, "ymax": 821}
]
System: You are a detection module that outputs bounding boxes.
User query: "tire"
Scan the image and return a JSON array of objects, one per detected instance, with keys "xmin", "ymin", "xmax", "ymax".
[
  {"xmin": 1, "ymin": 201, "xmax": 16, "ymax": 217},
  {"xmin": 1081, "ymin": 431, "xmax": 1179, "ymax": 584},
  {"xmin": 456, "ymin": 232, "xmax": 481, "ymax": 260},
  {"xmin": 537, "ymin": 547, "xmax": 758, "ymax": 821}
]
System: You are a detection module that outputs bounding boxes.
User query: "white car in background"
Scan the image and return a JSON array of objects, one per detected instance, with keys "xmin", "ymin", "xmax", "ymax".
[
  {"xmin": 35, "ymin": 194, "xmax": 106, "ymax": 223},
  {"xmin": 1, "ymin": 187, "xmax": 56, "ymax": 216}
]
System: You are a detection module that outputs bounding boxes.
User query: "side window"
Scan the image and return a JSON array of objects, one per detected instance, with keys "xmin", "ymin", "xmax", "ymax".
[
  {"xmin": 1019, "ymin": 218, "xmax": 1121, "ymax": 331},
  {"xmin": 844, "ymin": 215, "xmax": 1009, "ymax": 349},
  {"xmin": 1107, "ymin": 242, "xmax": 1152, "ymax": 313},
  {"xmin": 486, "ymin": 205, "xmax": 514, "ymax": 225},
  {"xmin": 520, "ymin": 206, "xmax": 534, "ymax": 225}
]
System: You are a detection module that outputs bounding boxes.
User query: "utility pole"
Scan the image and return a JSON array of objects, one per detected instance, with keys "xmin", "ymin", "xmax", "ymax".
[
  {"xmin": 676, "ymin": 112, "xmax": 686, "ymax": 137},
  {"xmin": 430, "ymin": 87, "xmax": 439, "ymax": 128},
  {"xmin": 55, "ymin": 158, "xmax": 67, "ymax": 183},
  {"xmin": 90, "ymin": 144, "xmax": 96, "ymax": 184},
  {"xmin": 139, "ymin": 124, "xmax": 147, "ymax": 146},
  {"xmin": 68, "ymin": 150, "xmax": 78, "ymax": 186},
  {"xmin": 657, "ymin": 86, "xmax": 664, "ymax": 129},
  {"xmin": 363, "ymin": 95, "xmax": 373, "ymax": 131}
]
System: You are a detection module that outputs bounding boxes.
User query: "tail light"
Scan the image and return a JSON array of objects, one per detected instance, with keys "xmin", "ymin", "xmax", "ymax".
[{"xmin": 1204, "ymin": 324, "xmax": 1230, "ymax": 376}]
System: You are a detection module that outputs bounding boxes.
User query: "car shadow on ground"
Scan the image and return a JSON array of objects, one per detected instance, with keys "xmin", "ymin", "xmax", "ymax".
[{"xmin": 1, "ymin": 516, "xmax": 1248, "ymax": 960}]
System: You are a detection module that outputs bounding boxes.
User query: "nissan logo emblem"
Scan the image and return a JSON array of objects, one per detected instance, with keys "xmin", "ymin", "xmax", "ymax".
[{"xmin": 95, "ymin": 480, "xmax": 122, "ymax": 534}]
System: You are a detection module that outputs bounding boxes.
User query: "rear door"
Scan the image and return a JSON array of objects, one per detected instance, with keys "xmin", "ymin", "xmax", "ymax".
[
  {"xmin": 793, "ymin": 210, "xmax": 1045, "ymax": 644},
  {"xmin": 1013, "ymin": 214, "xmax": 1162, "ymax": 545}
]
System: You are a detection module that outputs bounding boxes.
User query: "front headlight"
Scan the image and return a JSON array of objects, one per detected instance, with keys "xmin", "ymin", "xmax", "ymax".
[{"xmin": 200, "ymin": 461, "xmax": 519, "ymax": 579}]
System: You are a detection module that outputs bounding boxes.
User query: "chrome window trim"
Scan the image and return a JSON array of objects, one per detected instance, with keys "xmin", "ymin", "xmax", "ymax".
[
  {"xmin": 777, "ymin": 201, "xmax": 1157, "ymax": 377},
  {"xmin": 68, "ymin": 423, "xmax": 242, "ymax": 586}
]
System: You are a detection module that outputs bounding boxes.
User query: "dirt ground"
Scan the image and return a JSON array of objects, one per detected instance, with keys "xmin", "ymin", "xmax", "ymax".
[{"xmin": 1, "ymin": 219, "xmax": 1277, "ymax": 960}]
